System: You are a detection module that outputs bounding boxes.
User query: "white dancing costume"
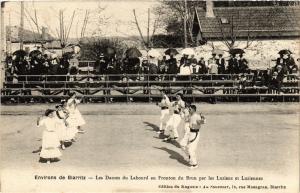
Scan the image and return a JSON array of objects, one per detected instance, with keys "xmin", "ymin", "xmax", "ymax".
[
  {"xmin": 159, "ymin": 95, "xmax": 171, "ymax": 131},
  {"xmin": 38, "ymin": 117, "xmax": 62, "ymax": 159},
  {"xmin": 183, "ymin": 113, "xmax": 204, "ymax": 166},
  {"xmin": 179, "ymin": 108, "xmax": 191, "ymax": 147},
  {"xmin": 55, "ymin": 110, "xmax": 68, "ymax": 141},
  {"xmin": 165, "ymin": 99, "xmax": 185, "ymax": 138},
  {"xmin": 66, "ymin": 98, "xmax": 86, "ymax": 127}
]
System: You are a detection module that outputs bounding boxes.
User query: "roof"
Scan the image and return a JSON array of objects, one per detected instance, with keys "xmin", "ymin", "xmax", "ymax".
[
  {"xmin": 6, "ymin": 26, "xmax": 55, "ymax": 43},
  {"xmin": 194, "ymin": 6, "xmax": 300, "ymax": 39}
]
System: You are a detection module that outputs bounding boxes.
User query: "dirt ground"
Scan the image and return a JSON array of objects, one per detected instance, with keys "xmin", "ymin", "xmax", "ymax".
[{"xmin": 0, "ymin": 103, "xmax": 299, "ymax": 192}]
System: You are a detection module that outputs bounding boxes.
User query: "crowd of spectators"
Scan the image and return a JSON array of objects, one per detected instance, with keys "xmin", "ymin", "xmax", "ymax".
[
  {"xmin": 5, "ymin": 50, "xmax": 79, "ymax": 82},
  {"xmin": 4, "ymin": 48, "xmax": 299, "ymax": 97},
  {"xmin": 93, "ymin": 52, "xmax": 251, "ymax": 79}
]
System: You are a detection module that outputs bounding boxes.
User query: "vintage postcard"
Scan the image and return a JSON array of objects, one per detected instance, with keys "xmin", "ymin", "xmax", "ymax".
[{"xmin": 0, "ymin": 0, "xmax": 299, "ymax": 192}]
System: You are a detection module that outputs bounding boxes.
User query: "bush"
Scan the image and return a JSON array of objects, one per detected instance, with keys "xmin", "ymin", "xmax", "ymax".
[{"xmin": 79, "ymin": 37, "xmax": 128, "ymax": 60}]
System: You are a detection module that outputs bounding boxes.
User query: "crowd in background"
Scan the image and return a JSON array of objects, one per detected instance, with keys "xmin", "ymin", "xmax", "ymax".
[{"xmin": 4, "ymin": 48, "xmax": 299, "ymax": 95}]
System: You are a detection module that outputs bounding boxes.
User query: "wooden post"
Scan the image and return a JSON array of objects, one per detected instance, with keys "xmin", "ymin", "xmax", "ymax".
[
  {"xmin": 184, "ymin": 0, "xmax": 187, "ymax": 48},
  {"xmin": 147, "ymin": 8, "xmax": 150, "ymax": 48},
  {"xmin": 0, "ymin": 1, "xmax": 4, "ymax": 90},
  {"xmin": 20, "ymin": 1, "xmax": 24, "ymax": 50}
]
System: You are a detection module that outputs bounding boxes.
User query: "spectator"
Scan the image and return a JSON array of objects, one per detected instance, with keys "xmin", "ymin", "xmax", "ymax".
[
  {"xmin": 141, "ymin": 58, "xmax": 149, "ymax": 74},
  {"xmin": 190, "ymin": 59, "xmax": 200, "ymax": 74},
  {"xmin": 179, "ymin": 55, "xmax": 191, "ymax": 94},
  {"xmin": 40, "ymin": 54, "xmax": 50, "ymax": 75},
  {"xmin": 94, "ymin": 53, "xmax": 106, "ymax": 75},
  {"xmin": 190, "ymin": 59, "xmax": 200, "ymax": 80},
  {"xmin": 148, "ymin": 56, "xmax": 159, "ymax": 81},
  {"xmin": 69, "ymin": 55, "xmax": 79, "ymax": 75},
  {"xmin": 216, "ymin": 54, "xmax": 226, "ymax": 74},
  {"xmin": 275, "ymin": 53, "xmax": 287, "ymax": 69},
  {"xmin": 269, "ymin": 65, "xmax": 285, "ymax": 94},
  {"xmin": 123, "ymin": 57, "xmax": 140, "ymax": 80},
  {"xmin": 238, "ymin": 53, "xmax": 249, "ymax": 74},
  {"xmin": 166, "ymin": 54, "xmax": 178, "ymax": 80},
  {"xmin": 198, "ymin": 57, "xmax": 207, "ymax": 74},
  {"xmin": 29, "ymin": 54, "xmax": 42, "ymax": 81},
  {"xmin": 159, "ymin": 55, "xmax": 168, "ymax": 74},
  {"xmin": 208, "ymin": 59, "xmax": 218, "ymax": 75},
  {"xmin": 227, "ymin": 54, "xmax": 238, "ymax": 74},
  {"xmin": 208, "ymin": 53, "xmax": 218, "ymax": 79},
  {"xmin": 286, "ymin": 54, "xmax": 297, "ymax": 74}
]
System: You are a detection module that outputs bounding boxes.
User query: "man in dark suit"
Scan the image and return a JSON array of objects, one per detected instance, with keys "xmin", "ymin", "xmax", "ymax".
[
  {"xmin": 238, "ymin": 53, "xmax": 249, "ymax": 74},
  {"xmin": 166, "ymin": 54, "xmax": 178, "ymax": 80},
  {"xmin": 227, "ymin": 54, "xmax": 238, "ymax": 74},
  {"xmin": 216, "ymin": 54, "xmax": 226, "ymax": 74}
]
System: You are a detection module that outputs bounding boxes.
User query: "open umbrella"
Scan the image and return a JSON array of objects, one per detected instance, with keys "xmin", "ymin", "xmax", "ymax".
[
  {"xmin": 148, "ymin": 49, "xmax": 161, "ymax": 58},
  {"xmin": 29, "ymin": 50, "xmax": 42, "ymax": 58},
  {"xmin": 212, "ymin": 49, "xmax": 224, "ymax": 55},
  {"xmin": 181, "ymin": 48, "xmax": 195, "ymax": 56},
  {"xmin": 13, "ymin": 50, "xmax": 27, "ymax": 58},
  {"xmin": 62, "ymin": 52, "xmax": 75, "ymax": 60},
  {"xmin": 278, "ymin": 49, "xmax": 292, "ymax": 55},
  {"xmin": 125, "ymin": 47, "xmax": 142, "ymax": 58},
  {"xmin": 229, "ymin": 48, "xmax": 245, "ymax": 55},
  {"xmin": 164, "ymin": 48, "xmax": 179, "ymax": 56}
]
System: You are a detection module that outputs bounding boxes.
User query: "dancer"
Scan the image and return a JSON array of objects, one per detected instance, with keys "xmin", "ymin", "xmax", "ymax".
[
  {"xmin": 156, "ymin": 90, "xmax": 171, "ymax": 134},
  {"xmin": 66, "ymin": 92, "xmax": 86, "ymax": 134},
  {"xmin": 37, "ymin": 109, "xmax": 62, "ymax": 164},
  {"xmin": 182, "ymin": 105, "xmax": 206, "ymax": 169},
  {"xmin": 55, "ymin": 103, "xmax": 69, "ymax": 149},
  {"xmin": 163, "ymin": 93, "xmax": 185, "ymax": 141},
  {"xmin": 179, "ymin": 102, "xmax": 191, "ymax": 149}
]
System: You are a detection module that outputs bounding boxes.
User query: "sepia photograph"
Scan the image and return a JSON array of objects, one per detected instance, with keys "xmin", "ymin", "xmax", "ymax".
[{"xmin": 0, "ymin": 0, "xmax": 299, "ymax": 192}]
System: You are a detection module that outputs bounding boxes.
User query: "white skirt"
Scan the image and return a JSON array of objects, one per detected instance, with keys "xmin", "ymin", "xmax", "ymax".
[
  {"xmin": 56, "ymin": 120, "xmax": 68, "ymax": 141},
  {"xmin": 40, "ymin": 130, "xmax": 62, "ymax": 159},
  {"xmin": 40, "ymin": 147, "xmax": 62, "ymax": 159},
  {"xmin": 68, "ymin": 108, "xmax": 86, "ymax": 127},
  {"xmin": 65, "ymin": 126, "xmax": 78, "ymax": 141},
  {"xmin": 42, "ymin": 130, "xmax": 60, "ymax": 148}
]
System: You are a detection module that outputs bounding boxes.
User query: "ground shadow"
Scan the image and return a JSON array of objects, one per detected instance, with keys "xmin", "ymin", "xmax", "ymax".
[
  {"xmin": 162, "ymin": 139, "xmax": 181, "ymax": 148},
  {"xmin": 32, "ymin": 146, "xmax": 42, "ymax": 153},
  {"xmin": 153, "ymin": 146, "xmax": 189, "ymax": 166},
  {"xmin": 39, "ymin": 157, "xmax": 61, "ymax": 163},
  {"xmin": 143, "ymin": 121, "xmax": 159, "ymax": 131}
]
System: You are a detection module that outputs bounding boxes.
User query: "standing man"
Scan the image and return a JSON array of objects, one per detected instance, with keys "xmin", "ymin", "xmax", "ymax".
[
  {"xmin": 164, "ymin": 93, "xmax": 185, "ymax": 141},
  {"xmin": 156, "ymin": 90, "xmax": 171, "ymax": 134},
  {"xmin": 216, "ymin": 53, "xmax": 226, "ymax": 75},
  {"xmin": 166, "ymin": 54, "xmax": 178, "ymax": 81},
  {"xmin": 227, "ymin": 54, "xmax": 238, "ymax": 74},
  {"xmin": 238, "ymin": 53, "xmax": 249, "ymax": 74},
  {"xmin": 182, "ymin": 105, "xmax": 206, "ymax": 169}
]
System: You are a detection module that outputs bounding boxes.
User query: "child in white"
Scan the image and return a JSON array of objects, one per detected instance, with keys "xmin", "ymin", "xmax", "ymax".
[
  {"xmin": 55, "ymin": 104, "xmax": 69, "ymax": 149},
  {"xmin": 66, "ymin": 93, "xmax": 86, "ymax": 136},
  {"xmin": 37, "ymin": 109, "xmax": 62, "ymax": 164}
]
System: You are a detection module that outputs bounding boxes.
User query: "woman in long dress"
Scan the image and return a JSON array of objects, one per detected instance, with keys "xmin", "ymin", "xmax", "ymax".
[
  {"xmin": 37, "ymin": 109, "xmax": 62, "ymax": 164},
  {"xmin": 55, "ymin": 104, "xmax": 69, "ymax": 149},
  {"xmin": 66, "ymin": 92, "xmax": 86, "ymax": 135}
]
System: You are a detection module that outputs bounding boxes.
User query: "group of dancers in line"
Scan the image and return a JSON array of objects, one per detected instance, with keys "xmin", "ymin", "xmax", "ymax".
[
  {"xmin": 157, "ymin": 91, "xmax": 206, "ymax": 169},
  {"xmin": 36, "ymin": 92, "xmax": 86, "ymax": 164}
]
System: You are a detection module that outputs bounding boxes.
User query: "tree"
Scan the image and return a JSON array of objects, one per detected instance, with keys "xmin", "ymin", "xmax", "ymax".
[
  {"xmin": 155, "ymin": 0, "xmax": 206, "ymax": 47},
  {"xmin": 132, "ymin": 7, "xmax": 164, "ymax": 49}
]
